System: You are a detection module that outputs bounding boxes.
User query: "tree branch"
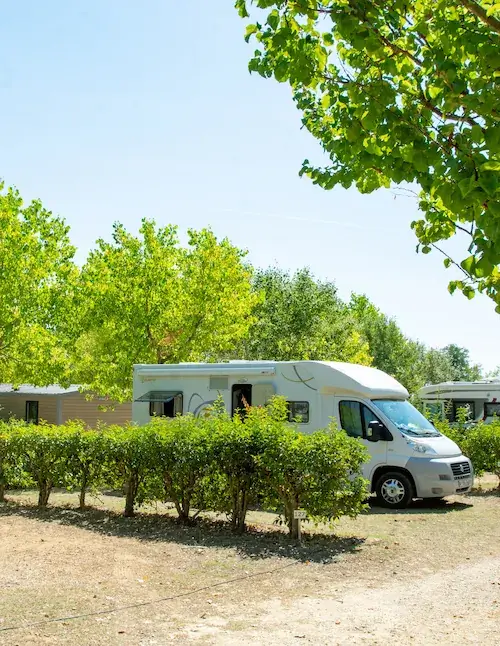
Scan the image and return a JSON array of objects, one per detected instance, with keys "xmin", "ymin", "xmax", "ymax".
[
  {"xmin": 430, "ymin": 244, "xmax": 472, "ymax": 280},
  {"xmin": 460, "ymin": 0, "xmax": 500, "ymax": 35}
]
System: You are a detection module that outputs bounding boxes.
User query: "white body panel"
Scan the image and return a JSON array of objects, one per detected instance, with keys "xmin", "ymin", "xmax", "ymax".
[
  {"xmin": 418, "ymin": 379, "xmax": 500, "ymax": 422},
  {"xmin": 133, "ymin": 361, "xmax": 473, "ymax": 499}
]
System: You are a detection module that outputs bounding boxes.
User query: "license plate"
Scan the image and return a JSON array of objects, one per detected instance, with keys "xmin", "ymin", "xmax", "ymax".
[{"xmin": 458, "ymin": 477, "xmax": 471, "ymax": 489}]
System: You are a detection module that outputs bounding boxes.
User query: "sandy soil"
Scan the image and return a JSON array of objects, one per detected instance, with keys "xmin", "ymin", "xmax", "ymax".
[{"xmin": 0, "ymin": 483, "xmax": 499, "ymax": 645}]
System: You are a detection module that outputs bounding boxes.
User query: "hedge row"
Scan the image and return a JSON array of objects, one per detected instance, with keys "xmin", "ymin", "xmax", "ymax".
[{"xmin": 0, "ymin": 398, "xmax": 369, "ymax": 537}]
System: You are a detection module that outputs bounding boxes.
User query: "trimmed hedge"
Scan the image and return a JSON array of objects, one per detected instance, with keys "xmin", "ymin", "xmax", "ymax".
[{"xmin": 0, "ymin": 398, "xmax": 369, "ymax": 537}]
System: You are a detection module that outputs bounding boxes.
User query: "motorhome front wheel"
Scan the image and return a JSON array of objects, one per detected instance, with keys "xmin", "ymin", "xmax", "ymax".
[{"xmin": 375, "ymin": 472, "xmax": 413, "ymax": 509}]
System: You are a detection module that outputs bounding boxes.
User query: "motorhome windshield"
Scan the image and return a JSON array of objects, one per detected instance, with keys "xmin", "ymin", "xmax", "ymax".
[{"xmin": 372, "ymin": 400, "xmax": 440, "ymax": 437}]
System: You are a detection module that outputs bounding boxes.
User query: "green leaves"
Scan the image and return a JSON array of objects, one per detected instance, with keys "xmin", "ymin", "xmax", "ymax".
[
  {"xmin": 0, "ymin": 402, "xmax": 369, "ymax": 532},
  {"xmin": 238, "ymin": 0, "xmax": 500, "ymax": 308},
  {"xmin": 71, "ymin": 220, "xmax": 258, "ymax": 401},
  {"xmin": 230, "ymin": 267, "xmax": 372, "ymax": 366},
  {"xmin": 0, "ymin": 184, "xmax": 77, "ymax": 386},
  {"xmin": 434, "ymin": 417, "xmax": 500, "ymax": 486},
  {"xmin": 482, "ymin": 160, "xmax": 500, "ymax": 172},
  {"xmin": 244, "ymin": 23, "xmax": 259, "ymax": 42}
]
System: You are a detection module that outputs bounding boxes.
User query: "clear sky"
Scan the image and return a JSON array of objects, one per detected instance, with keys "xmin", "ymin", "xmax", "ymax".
[{"xmin": 0, "ymin": 1, "xmax": 497, "ymax": 372}]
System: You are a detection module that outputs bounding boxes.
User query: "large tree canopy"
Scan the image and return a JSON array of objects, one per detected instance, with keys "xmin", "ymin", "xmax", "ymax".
[
  {"xmin": 230, "ymin": 267, "xmax": 372, "ymax": 364},
  {"xmin": 70, "ymin": 220, "xmax": 258, "ymax": 401},
  {"xmin": 237, "ymin": 0, "xmax": 500, "ymax": 308},
  {"xmin": 0, "ymin": 184, "xmax": 76, "ymax": 385}
]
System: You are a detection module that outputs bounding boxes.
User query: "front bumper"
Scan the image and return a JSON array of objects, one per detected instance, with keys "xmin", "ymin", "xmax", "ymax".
[{"xmin": 406, "ymin": 456, "xmax": 474, "ymax": 498}]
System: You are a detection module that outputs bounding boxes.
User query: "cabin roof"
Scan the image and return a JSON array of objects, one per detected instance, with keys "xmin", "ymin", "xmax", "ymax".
[{"xmin": 0, "ymin": 384, "xmax": 80, "ymax": 396}]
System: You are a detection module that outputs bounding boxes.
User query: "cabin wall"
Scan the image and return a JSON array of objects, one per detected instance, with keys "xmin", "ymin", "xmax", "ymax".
[
  {"xmin": 0, "ymin": 395, "xmax": 58, "ymax": 424},
  {"xmin": 62, "ymin": 394, "xmax": 132, "ymax": 427}
]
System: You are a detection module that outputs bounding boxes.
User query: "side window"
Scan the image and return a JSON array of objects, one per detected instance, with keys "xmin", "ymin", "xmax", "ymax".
[
  {"xmin": 149, "ymin": 393, "xmax": 183, "ymax": 418},
  {"xmin": 485, "ymin": 402, "xmax": 500, "ymax": 418},
  {"xmin": 288, "ymin": 401, "xmax": 310, "ymax": 423},
  {"xmin": 339, "ymin": 401, "xmax": 383, "ymax": 438},
  {"xmin": 339, "ymin": 401, "xmax": 363, "ymax": 438}
]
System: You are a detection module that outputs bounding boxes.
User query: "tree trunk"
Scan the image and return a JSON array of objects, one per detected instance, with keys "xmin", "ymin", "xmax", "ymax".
[
  {"xmin": 236, "ymin": 489, "xmax": 248, "ymax": 534},
  {"xmin": 38, "ymin": 480, "xmax": 52, "ymax": 508},
  {"xmin": 124, "ymin": 474, "xmax": 138, "ymax": 517},
  {"xmin": 286, "ymin": 497, "xmax": 300, "ymax": 540},
  {"xmin": 0, "ymin": 483, "xmax": 5, "ymax": 503},
  {"xmin": 231, "ymin": 486, "xmax": 249, "ymax": 534},
  {"xmin": 79, "ymin": 473, "xmax": 88, "ymax": 510},
  {"xmin": 181, "ymin": 496, "xmax": 191, "ymax": 523}
]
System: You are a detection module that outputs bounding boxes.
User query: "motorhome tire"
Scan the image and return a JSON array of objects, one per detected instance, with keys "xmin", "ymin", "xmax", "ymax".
[{"xmin": 375, "ymin": 472, "xmax": 413, "ymax": 509}]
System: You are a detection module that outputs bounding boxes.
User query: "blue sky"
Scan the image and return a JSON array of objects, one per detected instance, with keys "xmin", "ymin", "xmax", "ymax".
[{"xmin": 0, "ymin": 1, "xmax": 497, "ymax": 372}]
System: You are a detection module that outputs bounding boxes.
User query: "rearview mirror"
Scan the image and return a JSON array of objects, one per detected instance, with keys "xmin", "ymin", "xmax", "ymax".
[{"xmin": 366, "ymin": 420, "xmax": 390, "ymax": 442}]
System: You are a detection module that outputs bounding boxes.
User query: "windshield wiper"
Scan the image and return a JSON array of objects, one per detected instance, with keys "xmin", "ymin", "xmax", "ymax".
[{"xmin": 397, "ymin": 425, "xmax": 439, "ymax": 437}]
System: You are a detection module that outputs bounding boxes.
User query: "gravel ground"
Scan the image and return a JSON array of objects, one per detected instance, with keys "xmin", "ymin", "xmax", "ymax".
[
  {"xmin": 0, "ymin": 485, "xmax": 499, "ymax": 645},
  {"xmin": 198, "ymin": 555, "xmax": 500, "ymax": 645}
]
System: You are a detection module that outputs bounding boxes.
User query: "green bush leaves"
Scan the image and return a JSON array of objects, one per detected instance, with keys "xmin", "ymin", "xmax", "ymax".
[{"xmin": 0, "ymin": 398, "xmax": 369, "ymax": 536}]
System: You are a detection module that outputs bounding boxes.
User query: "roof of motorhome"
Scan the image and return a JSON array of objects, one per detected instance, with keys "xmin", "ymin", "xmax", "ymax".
[
  {"xmin": 419, "ymin": 379, "xmax": 500, "ymax": 397},
  {"xmin": 134, "ymin": 361, "xmax": 409, "ymax": 399}
]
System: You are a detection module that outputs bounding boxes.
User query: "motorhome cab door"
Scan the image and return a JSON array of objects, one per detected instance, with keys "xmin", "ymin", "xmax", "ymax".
[{"xmin": 334, "ymin": 396, "xmax": 389, "ymax": 472}]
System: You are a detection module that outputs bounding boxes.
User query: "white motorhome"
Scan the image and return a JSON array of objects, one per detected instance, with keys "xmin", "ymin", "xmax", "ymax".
[
  {"xmin": 419, "ymin": 379, "xmax": 500, "ymax": 423},
  {"xmin": 133, "ymin": 360, "xmax": 473, "ymax": 509}
]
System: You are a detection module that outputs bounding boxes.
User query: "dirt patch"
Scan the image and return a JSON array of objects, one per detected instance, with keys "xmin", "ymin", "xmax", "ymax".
[{"xmin": 0, "ymin": 480, "xmax": 499, "ymax": 645}]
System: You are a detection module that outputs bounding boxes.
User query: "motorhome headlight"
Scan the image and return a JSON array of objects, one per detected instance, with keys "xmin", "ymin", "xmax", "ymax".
[{"xmin": 405, "ymin": 438, "xmax": 437, "ymax": 455}]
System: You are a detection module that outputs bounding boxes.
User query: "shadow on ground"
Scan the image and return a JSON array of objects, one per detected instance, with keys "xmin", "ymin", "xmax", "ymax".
[
  {"xmin": 467, "ymin": 487, "xmax": 500, "ymax": 498},
  {"xmin": 0, "ymin": 499, "xmax": 363, "ymax": 564},
  {"xmin": 367, "ymin": 497, "xmax": 474, "ymax": 515}
]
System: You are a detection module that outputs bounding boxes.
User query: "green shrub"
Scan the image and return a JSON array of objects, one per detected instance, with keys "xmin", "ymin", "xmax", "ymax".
[
  {"xmin": 0, "ymin": 421, "xmax": 12, "ymax": 502},
  {"xmin": 258, "ymin": 398, "xmax": 369, "ymax": 538},
  {"xmin": 0, "ymin": 399, "xmax": 371, "ymax": 535},
  {"xmin": 8, "ymin": 423, "xmax": 73, "ymax": 507},
  {"xmin": 465, "ymin": 421, "xmax": 500, "ymax": 486},
  {"xmin": 207, "ymin": 403, "xmax": 269, "ymax": 533},
  {"xmin": 63, "ymin": 422, "xmax": 113, "ymax": 509},
  {"xmin": 103, "ymin": 424, "xmax": 162, "ymax": 517},
  {"xmin": 154, "ymin": 415, "xmax": 215, "ymax": 524}
]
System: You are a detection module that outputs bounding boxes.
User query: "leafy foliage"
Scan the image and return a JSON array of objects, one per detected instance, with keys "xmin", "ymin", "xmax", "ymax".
[
  {"xmin": 465, "ymin": 421, "xmax": 500, "ymax": 485},
  {"xmin": 238, "ymin": 0, "xmax": 500, "ymax": 307},
  {"xmin": 7, "ymin": 423, "xmax": 72, "ymax": 507},
  {"xmin": 258, "ymin": 399, "xmax": 369, "ymax": 538},
  {"xmin": 63, "ymin": 423, "xmax": 114, "ymax": 509},
  {"xmin": 0, "ymin": 399, "xmax": 369, "ymax": 535},
  {"xmin": 69, "ymin": 220, "xmax": 258, "ymax": 401},
  {"xmin": 155, "ymin": 415, "xmax": 215, "ymax": 524},
  {"xmin": 434, "ymin": 411, "xmax": 500, "ymax": 486},
  {"xmin": 0, "ymin": 184, "xmax": 77, "ymax": 385},
  {"xmin": 232, "ymin": 267, "xmax": 372, "ymax": 364},
  {"xmin": 349, "ymin": 294, "xmax": 425, "ymax": 392},
  {"xmin": 350, "ymin": 294, "xmax": 482, "ymax": 390}
]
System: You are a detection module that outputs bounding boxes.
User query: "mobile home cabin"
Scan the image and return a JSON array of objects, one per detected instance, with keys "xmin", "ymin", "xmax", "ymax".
[
  {"xmin": 133, "ymin": 361, "xmax": 473, "ymax": 508},
  {"xmin": 0, "ymin": 384, "xmax": 131, "ymax": 427},
  {"xmin": 418, "ymin": 379, "xmax": 500, "ymax": 423}
]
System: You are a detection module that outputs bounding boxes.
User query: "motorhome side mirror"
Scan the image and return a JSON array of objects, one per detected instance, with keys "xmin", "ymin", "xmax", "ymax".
[{"xmin": 367, "ymin": 420, "xmax": 386, "ymax": 442}]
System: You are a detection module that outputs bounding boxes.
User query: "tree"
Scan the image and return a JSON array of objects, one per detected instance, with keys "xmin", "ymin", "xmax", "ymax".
[
  {"xmin": 349, "ymin": 294, "xmax": 425, "ymax": 392},
  {"xmin": 70, "ymin": 220, "xmax": 258, "ymax": 401},
  {"xmin": 232, "ymin": 267, "xmax": 372, "ymax": 364},
  {"xmin": 441, "ymin": 343, "xmax": 482, "ymax": 381},
  {"xmin": 419, "ymin": 347, "xmax": 456, "ymax": 386},
  {"xmin": 0, "ymin": 184, "xmax": 76, "ymax": 385},
  {"xmin": 237, "ymin": 1, "xmax": 500, "ymax": 308}
]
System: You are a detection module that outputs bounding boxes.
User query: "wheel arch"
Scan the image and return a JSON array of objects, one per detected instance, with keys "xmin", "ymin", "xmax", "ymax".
[{"xmin": 371, "ymin": 465, "xmax": 416, "ymax": 495}]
